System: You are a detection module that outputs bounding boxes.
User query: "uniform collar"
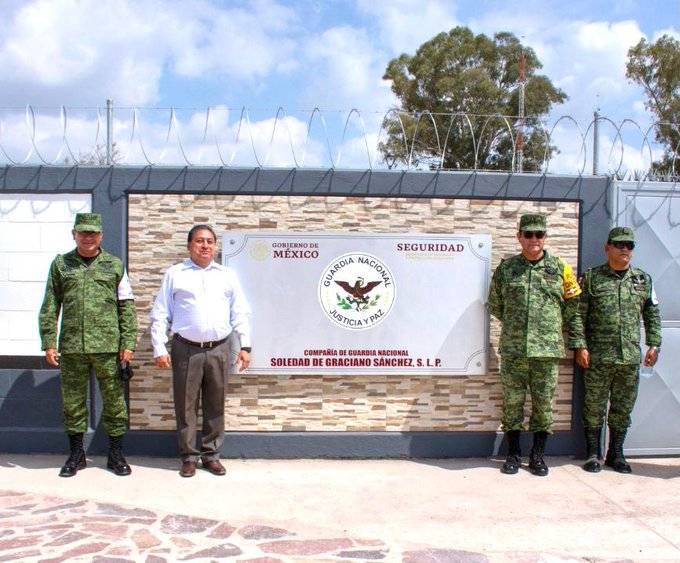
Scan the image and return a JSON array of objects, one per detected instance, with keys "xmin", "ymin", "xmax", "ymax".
[
  {"xmin": 72, "ymin": 248, "xmax": 104, "ymax": 265},
  {"xmin": 604, "ymin": 264, "xmax": 632, "ymax": 278},
  {"xmin": 520, "ymin": 249, "xmax": 549, "ymax": 266}
]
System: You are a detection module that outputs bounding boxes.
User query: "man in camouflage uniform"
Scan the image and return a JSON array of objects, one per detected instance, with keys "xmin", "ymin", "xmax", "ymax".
[
  {"xmin": 488, "ymin": 213, "xmax": 583, "ymax": 476},
  {"xmin": 575, "ymin": 226, "xmax": 661, "ymax": 473},
  {"xmin": 39, "ymin": 213, "xmax": 138, "ymax": 477}
]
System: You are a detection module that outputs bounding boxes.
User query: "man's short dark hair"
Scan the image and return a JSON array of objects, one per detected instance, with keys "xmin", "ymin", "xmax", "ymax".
[{"xmin": 187, "ymin": 224, "xmax": 217, "ymax": 244}]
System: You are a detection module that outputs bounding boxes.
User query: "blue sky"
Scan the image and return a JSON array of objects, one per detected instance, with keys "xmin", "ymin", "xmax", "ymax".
[{"xmin": 0, "ymin": 0, "xmax": 678, "ymax": 171}]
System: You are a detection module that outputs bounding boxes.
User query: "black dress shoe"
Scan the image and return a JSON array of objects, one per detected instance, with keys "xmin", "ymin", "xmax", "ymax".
[
  {"xmin": 180, "ymin": 460, "xmax": 197, "ymax": 478},
  {"xmin": 202, "ymin": 459, "xmax": 226, "ymax": 476}
]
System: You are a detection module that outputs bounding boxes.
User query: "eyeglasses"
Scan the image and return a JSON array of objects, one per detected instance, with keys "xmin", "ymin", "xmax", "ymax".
[
  {"xmin": 610, "ymin": 241, "xmax": 635, "ymax": 250},
  {"xmin": 521, "ymin": 231, "xmax": 546, "ymax": 239}
]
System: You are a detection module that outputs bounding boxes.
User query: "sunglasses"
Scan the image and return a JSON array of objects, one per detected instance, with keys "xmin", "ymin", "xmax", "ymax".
[
  {"xmin": 610, "ymin": 241, "xmax": 635, "ymax": 250},
  {"xmin": 521, "ymin": 231, "xmax": 546, "ymax": 239}
]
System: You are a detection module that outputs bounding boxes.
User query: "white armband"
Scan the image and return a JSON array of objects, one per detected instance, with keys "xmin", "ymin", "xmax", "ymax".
[{"xmin": 118, "ymin": 270, "xmax": 135, "ymax": 300}]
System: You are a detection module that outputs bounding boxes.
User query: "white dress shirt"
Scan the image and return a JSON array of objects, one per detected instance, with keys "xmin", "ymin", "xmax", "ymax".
[{"xmin": 150, "ymin": 259, "xmax": 252, "ymax": 357}]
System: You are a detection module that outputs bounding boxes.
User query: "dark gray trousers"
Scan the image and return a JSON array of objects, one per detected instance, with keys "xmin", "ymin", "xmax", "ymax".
[{"xmin": 170, "ymin": 335, "xmax": 233, "ymax": 462}]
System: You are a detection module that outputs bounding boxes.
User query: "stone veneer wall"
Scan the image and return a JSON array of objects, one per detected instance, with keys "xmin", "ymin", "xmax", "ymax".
[{"xmin": 128, "ymin": 195, "xmax": 579, "ymax": 432}]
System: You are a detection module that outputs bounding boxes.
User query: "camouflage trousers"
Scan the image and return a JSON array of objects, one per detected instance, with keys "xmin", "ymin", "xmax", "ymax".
[
  {"xmin": 60, "ymin": 353, "xmax": 128, "ymax": 436},
  {"xmin": 583, "ymin": 361, "xmax": 639, "ymax": 431},
  {"xmin": 500, "ymin": 357, "xmax": 559, "ymax": 433}
]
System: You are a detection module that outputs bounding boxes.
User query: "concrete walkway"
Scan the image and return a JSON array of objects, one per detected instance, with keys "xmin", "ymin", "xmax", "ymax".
[{"xmin": 0, "ymin": 454, "xmax": 678, "ymax": 562}]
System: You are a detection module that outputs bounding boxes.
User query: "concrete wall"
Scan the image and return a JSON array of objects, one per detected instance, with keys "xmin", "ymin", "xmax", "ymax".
[{"xmin": 0, "ymin": 166, "xmax": 611, "ymax": 456}]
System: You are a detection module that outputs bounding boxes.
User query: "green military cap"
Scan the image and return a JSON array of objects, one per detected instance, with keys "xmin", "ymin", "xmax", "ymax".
[
  {"xmin": 608, "ymin": 226, "xmax": 634, "ymax": 242},
  {"xmin": 518, "ymin": 213, "xmax": 547, "ymax": 232},
  {"xmin": 73, "ymin": 213, "xmax": 103, "ymax": 232}
]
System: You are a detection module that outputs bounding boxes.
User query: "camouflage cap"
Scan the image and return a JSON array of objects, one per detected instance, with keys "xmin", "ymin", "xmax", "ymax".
[
  {"xmin": 518, "ymin": 213, "xmax": 547, "ymax": 232},
  {"xmin": 73, "ymin": 213, "xmax": 103, "ymax": 232},
  {"xmin": 608, "ymin": 226, "xmax": 634, "ymax": 242}
]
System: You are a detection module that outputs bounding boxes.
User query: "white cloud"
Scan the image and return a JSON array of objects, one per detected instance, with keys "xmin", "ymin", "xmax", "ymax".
[
  {"xmin": 0, "ymin": 0, "xmax": 301, "ymax": 106},
  {"xmin": 335, "ymin": 132, "xmax": 381, "ymax": 169},
  {"xmin": 653, "ymin": 27, "xmax": 680, "ymax": 41},
  {"xmin": 170, "ymin": 0, "xmax": 299, "ymax": 79},
  {"xmin": 301, "ymin": 25, "xmax": 396, "ymax": 111},
  {"xmin": 294, "ymin": 1, "xmax": 458, "ymax": 113},
  {"xmin": 356, "ymin": 0, "xmax": 459, "ymax": 54},
  {"xmin": 0, "ymin": 0, "xmax": 171, "ymax": 104}
]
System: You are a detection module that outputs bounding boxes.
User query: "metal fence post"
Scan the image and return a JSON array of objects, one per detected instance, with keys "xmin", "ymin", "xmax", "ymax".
[
  {"xmin": 592, "ymin": 109, "xmax": 599, "ymax": 175},
  {"xmin": 106, "ymin": 99, "xmax": 113, "ymax": 165}
]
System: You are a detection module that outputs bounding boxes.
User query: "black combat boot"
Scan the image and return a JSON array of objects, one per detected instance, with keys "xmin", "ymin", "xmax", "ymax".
[
  {"xmin": 501, "ymin": 430, "xmax": 522, "ymax": 474},
  {"xmin": 583, "ymin": 427, "xmax": 602, "ymax": 473},
  {"xmin": 528, "ymin": 431, "xmax": 549, "ymax": 476},
  {"xmin": 605, "ymin": 429, "xmax": 632, "ymax": 473},
  {"xmin": 59, "ymin": 433, "xmax": 86, "ymax": 477},
  {"xmin": 107, "ymin": 435, "xmax": 132, "ymax": 476}
]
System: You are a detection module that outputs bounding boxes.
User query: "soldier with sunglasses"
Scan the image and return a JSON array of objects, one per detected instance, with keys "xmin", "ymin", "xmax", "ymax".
[
  {"xmin": 488, "ymin": 214, "xmax": 583, "ymax": 476},
  {"xmin": 575, "ymin": 226, "xmax": 661, "ymax": 474}
]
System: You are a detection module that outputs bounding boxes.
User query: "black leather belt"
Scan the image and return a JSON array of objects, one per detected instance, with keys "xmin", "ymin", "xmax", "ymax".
[{"xmin": 174, "ymin": 334, "xmax": 228, "ymax": 349}]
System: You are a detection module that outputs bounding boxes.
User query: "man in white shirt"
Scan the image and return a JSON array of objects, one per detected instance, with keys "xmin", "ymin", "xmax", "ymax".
[{"xmin": 150, "ymin": 225, "xmax": 251, "ymax": 477}]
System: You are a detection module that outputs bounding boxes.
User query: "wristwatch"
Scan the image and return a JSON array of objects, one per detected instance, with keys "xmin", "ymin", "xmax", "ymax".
[{"xmin": 241, "ymin": 347, "xmax": 252, "ymax": 353}]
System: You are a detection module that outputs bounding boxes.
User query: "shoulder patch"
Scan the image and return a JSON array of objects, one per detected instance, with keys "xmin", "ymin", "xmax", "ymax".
[{"xmin": 561, "ymin": 262, "xmax": 582, "ymax": 299}]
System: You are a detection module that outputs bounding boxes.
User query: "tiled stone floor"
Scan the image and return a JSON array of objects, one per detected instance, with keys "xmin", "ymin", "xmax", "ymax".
[
  {"xmin": 0, "ymin": 489, "xmax": 388, "ymax": 561},
  {"xmin": 0, "ymin": 485, "xmax": 647, "ymax": 563},
  {"xmin": 0, "ymin": 489, "xmax": 496, "ymax": 562},
  {"xmin": 2, "ymin": 454, "xmax": 678, "ymax": 562}
]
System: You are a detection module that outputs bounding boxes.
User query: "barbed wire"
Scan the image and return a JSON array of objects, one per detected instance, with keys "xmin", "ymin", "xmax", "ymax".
[{"xmin": 0, "ymin": 105, "xmax": 677, "ymax": 179}]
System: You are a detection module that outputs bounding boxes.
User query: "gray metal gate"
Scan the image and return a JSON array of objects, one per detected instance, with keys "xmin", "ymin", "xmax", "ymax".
[{"xmin": 614, "ymin": 180, "xmax": 680, "ymax": 455}]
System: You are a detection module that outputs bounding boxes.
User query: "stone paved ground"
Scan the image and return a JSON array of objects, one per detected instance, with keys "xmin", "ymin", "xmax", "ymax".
[
  {"xmin": 0, "ymin": 488, "xmax": 510, "ymax": 563},
  {"xmin": 0, "ymin": 489, "xmax": 392, "ymax": 562},
  {"xmin": 1, "ymin": 455, "xmax": 678, "ymax": 562},
  {"xmin": 0, "ymin": 487, "xmax": 644, "ymax": 563}
]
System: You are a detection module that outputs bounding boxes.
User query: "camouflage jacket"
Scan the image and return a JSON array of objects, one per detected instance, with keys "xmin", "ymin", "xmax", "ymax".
[
  {"xmin": 578, "ymin": 264, "xmax": 662, "ymax": 364},
  {"xmin": 39, "ymin": 249, "xmax": 137, "ymax": 354},
  {"xmin": 488, "ymin": 251, "xmax": 584, "ymax": 358}
]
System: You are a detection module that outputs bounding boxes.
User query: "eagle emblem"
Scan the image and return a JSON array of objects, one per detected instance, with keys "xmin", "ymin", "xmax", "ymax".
[{"xmin": 335, "ymin": 277, "xmax": 382, "ymax": 311}]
